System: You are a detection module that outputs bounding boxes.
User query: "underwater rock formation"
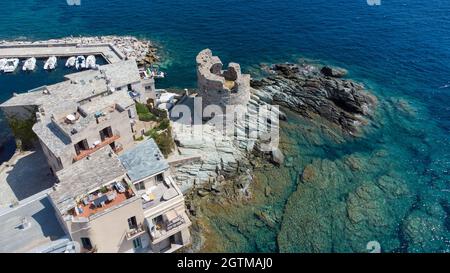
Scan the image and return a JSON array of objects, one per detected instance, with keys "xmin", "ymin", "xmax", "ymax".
[
  {"xmin": 277, "ymin": 153, "xmax": 414, "ymax": 253},
  {"xmin": 402, "ymin": 209, "xmax": 450, "ymax": 252}
]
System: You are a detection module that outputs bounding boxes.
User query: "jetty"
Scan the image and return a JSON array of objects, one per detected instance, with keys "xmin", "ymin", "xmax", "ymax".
[{"xmin": 0, "ymin": 36, "xmax": 157, "ymax": 65}]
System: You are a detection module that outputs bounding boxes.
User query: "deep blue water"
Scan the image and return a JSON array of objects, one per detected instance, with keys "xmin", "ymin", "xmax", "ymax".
[
  {"xmin": 0, "ymin": 0, "xmax": 449, "ymax": 252},
  {"xmin": 1, "ymin": 0, "xmax": 448, "ymax": 129}
]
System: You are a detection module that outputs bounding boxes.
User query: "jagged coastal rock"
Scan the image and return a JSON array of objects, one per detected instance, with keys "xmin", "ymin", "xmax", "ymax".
[
  {"xmin": 174, "ymin": 56, "xmax": 380, "ymax": 239},
  {"xmin": 251, "ymin": 63, "xmax": 377, "ymax": 135},
  {"xmin": 168, "ymin": 54, "xmax": 382, "ymax": 253},
  {"xmin": 320, "ymin": 66, "xmax": 348, "ymax": 78},
  {"xmin": 170, "ymin": 123, "xmax": 252, "ymax": 193}
]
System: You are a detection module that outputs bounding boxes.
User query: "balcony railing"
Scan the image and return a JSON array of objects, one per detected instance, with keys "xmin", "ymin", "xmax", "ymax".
[
  {"xmin": 73, "ymin": 135, "xmax": 120, "ymax": 162},
  {"xmin": 113, "ymin": 144, "xmax": 123, "ymax": 154},
  {"xmin": 150, "ymin": 214, "xmax": 187, "ymax": 241},
  {"xmin": 126, "ymin": 223, "xmax": 146, "ymax": 240}
]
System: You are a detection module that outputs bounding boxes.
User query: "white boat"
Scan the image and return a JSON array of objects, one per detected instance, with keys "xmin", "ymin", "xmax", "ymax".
[
  {"xmin": 147, "ymin": 65, "xmax": 165, "ymax": 79},
  {"xmin": 150, "ymin": 70, "xmax": 165, "ymax": 78},
  {"xmin": 0, "ymin": 58, "xmax": 7, "ymax": 72},
  {"xmin": 65, "ymin": 56, "xmax": 76, "ymax": 68},
  {"xmin": 44, "ymin": 56, "xmax": 57, "ymax": 70},
  {"xmin": 3, "ymin": 58, "xmax": 19, "ymax": 73},
  {"xmin": 75, "ymin": 56, "xmax": 86, "ymax": 70},
  {"xmin": 22, "ymin": 57, "xmax": 37, "ymax": 71},
  {"xmin": 86, "ymin": 55, "xmax": 96, "ymax": 69}
]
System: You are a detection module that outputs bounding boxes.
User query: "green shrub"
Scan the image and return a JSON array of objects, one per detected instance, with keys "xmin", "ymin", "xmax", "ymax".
[
  {"xmin": 150, "ymin": 123, "xmax": 174, "ymax": 157},
  {"xmin": 144, "ymin": 128, "xmax": 158, "ymax": 138},
  {"xmin": 153, "ymin": 130, "xmax": 174, "ymax": 157},
  {"xmin": 138, "ymin": 112, "xmax": 156, "ymax": 122},
  {"xmin": 135, "ymin": 102, "xmax": 149, "ymax": 114},
  {"xmin": 8, "ymin": 116, "xmax": 37, "ymax": 150},
  {"xmin": 135, "ymin": 135, "xmax": 144, "ymax": 141},
  {"xmin": 151, "ymin": 108, "xmax": 168, "ymax": 119},
  {"xmin": 99, "ymin": 186, "xmax": 108, "ymax": 194},
  {"xmin": 157, "ymin": 118, "xmax": 170, "ymax": 130}
]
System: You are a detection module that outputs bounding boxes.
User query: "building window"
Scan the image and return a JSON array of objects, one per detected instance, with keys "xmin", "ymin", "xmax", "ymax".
[
  {"xmin": 99, "ymin": 126, "xmax": 113, "ymax": 141},
  {"xmin": 81, "ymin": 237, "xmax": 93, "ymax": 250},
  {"xmin": 74, "ymin": 139, "xmax": 89, "ymax": 155},
  {"xmin": 132, "ymin": 237, "xmax": 142, "ymax": 249},
  {"xmin": 128, "ymin": 109, "xmax": 135, "ymax": 119},
  {"xmin": 135, "ymin": 181, "xmax": 145, "ymax": 191},
  {"xmin": 156, "ymin": 173, "xmax": 164, "ymax": 182},
  {"xmin": 127, "ymin": 216, "xmax": 138, "ymax": 230}
]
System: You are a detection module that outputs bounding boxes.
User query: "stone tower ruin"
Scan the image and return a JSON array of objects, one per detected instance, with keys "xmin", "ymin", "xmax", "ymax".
[{"xmin": 196, "ymin": 49, "xmax": 251, "ymax": 110}]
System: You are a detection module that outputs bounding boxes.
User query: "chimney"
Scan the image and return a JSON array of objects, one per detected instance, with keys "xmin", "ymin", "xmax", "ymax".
[{"xmin": 20, "ymin": 217, "xmax": 31, "ymax": 230}]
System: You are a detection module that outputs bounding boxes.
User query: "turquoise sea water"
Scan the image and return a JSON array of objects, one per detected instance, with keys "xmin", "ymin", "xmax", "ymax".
[{"xmin": 0, "ymin": 0, "xmax": 449, "ymax": 252}]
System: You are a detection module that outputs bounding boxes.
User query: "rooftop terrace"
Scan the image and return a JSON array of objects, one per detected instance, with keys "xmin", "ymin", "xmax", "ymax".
[
  {"xmin": 69, "ymin": 183, "xmax": 135, "ymax": 219},
  {"xmin": 52, "ymin": 90, "xmax": 134, "ymax": 138},
  {"xmin": 50, "ymin": 146, "xmax": 127, "ymax": 214}
]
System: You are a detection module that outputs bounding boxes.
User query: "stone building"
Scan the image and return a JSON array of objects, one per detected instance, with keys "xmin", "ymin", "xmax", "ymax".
[
  {"xmin": 50, "ymin": 140, "xmax": 190, "ymax": 253},
  {"xmin": 0, "ymin": 60, "xmax": 155, "ymax": 174},
  {"xmin": 196, "ymin": 49, "xmax": 251, "ymax": 111},
  {"xmin": 0, "ymin": 59, "xmax": 191, "ymax": 253}
]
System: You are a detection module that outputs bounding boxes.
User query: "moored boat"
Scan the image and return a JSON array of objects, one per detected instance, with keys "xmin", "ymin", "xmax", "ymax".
[
  {"xmin": 3, "ymin": 58, "xmax": 19, "ymax": 73},
  {"xmin": 22, "ymin": 57, "xmax": 37, "ymax": 71},
  {"xmin": 0, "ymin": 58, "xmax": 7, "ymax": 72},
  {"xmin": 86, "ymin": 55, "xmax": 96, "ymax": 69},
  {"xmin": 65, "ymin": 56, "xmax": 76, "ymax": 68},
  {"xmin": 44, "ymin": 56, "xmax": 57, "ymax": 70},
  {"xmin": 75, "ymin": 56, "xmax": 86, "ymax": 70},
  {"xmin": 147, "ymin": 65, "xmax": 165, "ymax": 79}
]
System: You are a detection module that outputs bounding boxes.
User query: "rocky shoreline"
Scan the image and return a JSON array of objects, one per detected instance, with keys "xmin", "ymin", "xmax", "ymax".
[
  {"xmin": 178, "ymin": 61, "xmax": 379, "ymax": 252},
  {"xmin": 251, "ymin": 63, "xmax": 377, "ymax": 135}
]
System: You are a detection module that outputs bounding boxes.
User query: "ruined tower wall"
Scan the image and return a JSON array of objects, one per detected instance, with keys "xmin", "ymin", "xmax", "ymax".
[{"xmin": 196, "ymin": 49, "xmax": 251, "ymax": 110}]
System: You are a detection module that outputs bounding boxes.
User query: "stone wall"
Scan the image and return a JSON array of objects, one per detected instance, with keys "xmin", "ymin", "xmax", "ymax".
[{"xmin": 196, "ymin": 49, "xmax": 251, "ymax": 110}]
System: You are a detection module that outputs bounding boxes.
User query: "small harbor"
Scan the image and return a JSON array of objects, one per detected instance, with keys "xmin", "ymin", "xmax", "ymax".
[{"xmin": 0, "ymin": 36, "xmax": 163, "ymax": 164}]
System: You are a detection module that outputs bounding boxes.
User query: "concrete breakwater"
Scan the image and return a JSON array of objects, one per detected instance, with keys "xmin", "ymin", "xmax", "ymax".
[{"xmin": 0, "ymin": 36, "xmax": 159, "ymax": 65}]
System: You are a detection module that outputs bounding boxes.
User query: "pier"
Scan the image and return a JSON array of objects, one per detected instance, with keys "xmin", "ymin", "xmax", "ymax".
[
  {"xmin": 0, "ymin": 36, "xmax": 157, "ymax": 65},
  {"xmin": 0, "ymin": 43, "xmax": 124, "ymax": 64}
]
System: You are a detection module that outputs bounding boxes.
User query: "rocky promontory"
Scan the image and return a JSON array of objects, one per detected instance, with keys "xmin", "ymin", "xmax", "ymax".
[
  {"xmin": 171, "ymin": 60, "xmax": 380, "ymax": 252},
  {"xmin": 251, "ymin": 63, "xmax": 377, "ymax": 135}
]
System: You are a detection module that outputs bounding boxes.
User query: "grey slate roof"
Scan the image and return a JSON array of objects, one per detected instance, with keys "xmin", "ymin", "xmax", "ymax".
[
  {"xmin": 119, "ymin": 139, "xmax": 169, "ymax": 182},
  {"xmin": 65, "ymin": 59, "xmax": 141, "ymax": 88},
  {"xmin": 2, "ymin": 60, "xmax": 140, "ymax": 159},
  {"xmin": 79, "ymin": 90, "xmax": 135, "ymax": 114},
  {"xmin": 32, "ymin": 116, "xmax": 72, "ymax": 157},
  {"xmin": 0, "ymin": 77, "xmax": 108, "ymax": 108},
  {"xmin": 0, "ymin": 193, "xmax": 67, "ymax": 253},
  {"xmin": 50, "ymin": 146, "xmax": 127, "ymax": 213},
  {"xmin": 0, "ymin": 60, "xmax": 139, "ymax": 108}
]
